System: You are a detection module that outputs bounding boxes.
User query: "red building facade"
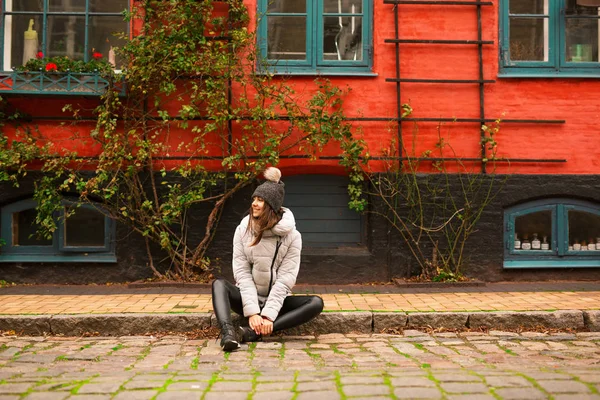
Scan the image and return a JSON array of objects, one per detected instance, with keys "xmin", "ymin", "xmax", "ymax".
[{"xmin": 1, "ymin": 0, "xmax": 600, "ymax": 284}]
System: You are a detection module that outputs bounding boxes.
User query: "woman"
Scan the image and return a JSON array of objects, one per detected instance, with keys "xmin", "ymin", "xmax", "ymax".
[{"xmin": 212, "ymin": 167, "xmax": 324, "ymax": 351}]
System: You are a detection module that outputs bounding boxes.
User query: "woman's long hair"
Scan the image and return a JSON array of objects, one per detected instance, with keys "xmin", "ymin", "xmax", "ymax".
[{"xmin": 246, "ymin": 200, "xmax": 282, "ymax": 246}]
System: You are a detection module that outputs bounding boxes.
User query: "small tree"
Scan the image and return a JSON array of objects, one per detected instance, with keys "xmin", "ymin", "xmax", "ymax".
[
  {"xmin": 365, "ymin": 104, "xmax": 507, "ymax": 281},
  {"xmin": 0, "ymin": 0, "xmax": 366, "ymax": 280}
]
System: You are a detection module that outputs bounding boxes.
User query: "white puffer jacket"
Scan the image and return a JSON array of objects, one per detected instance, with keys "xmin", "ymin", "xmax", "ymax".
[{"xmin": 233, "ymin": 207, "xmax": 302, "ymax": 322}]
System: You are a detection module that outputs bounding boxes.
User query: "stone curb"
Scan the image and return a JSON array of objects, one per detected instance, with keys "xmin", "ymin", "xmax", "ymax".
[{"xmin": 0, "ymin": 310, "xmax": 596, "ymax": 336}]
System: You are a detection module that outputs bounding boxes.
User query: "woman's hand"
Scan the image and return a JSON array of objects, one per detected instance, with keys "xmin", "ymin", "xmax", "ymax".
[
  {"xmin": 248, "ymin": 314, "xmax": 263, "ymax": 334},
  {"xmin": 260, "ymin": 316, "xmax": 274, "ymax": 336}
]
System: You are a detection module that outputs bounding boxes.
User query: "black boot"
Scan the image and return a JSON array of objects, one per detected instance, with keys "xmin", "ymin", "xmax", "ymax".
[
  {"xmin": 239, "ymin": 326, "xmax": 262, "ymax": 343},
  {"xmin": 219, "ymin": 322, "xmax": 240, "ymax": 352}
]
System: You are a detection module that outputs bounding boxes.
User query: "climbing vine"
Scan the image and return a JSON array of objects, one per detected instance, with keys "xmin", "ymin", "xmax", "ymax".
[{"xmin": 0, "ymin": 0, "xmax": 367, "ymax": 280}]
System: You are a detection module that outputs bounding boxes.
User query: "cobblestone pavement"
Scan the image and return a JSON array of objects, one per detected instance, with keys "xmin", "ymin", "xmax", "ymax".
[{"xmin": 0, "ymin": 331, "xmax": 599, "ymax": 399}]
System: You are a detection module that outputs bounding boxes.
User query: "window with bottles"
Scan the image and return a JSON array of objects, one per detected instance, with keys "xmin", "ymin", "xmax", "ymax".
[
  {"xmin": 257, "ymin": 0, "xmax": 373, "ymax": 75},
  {"xmin": 504, "ymin": 199, "xmax": 600, "ymax": 268},
  {"xmin": 500, "ymin": 0, "xmax": 600, "ymax": 76},
  {"xmin": 0, "ymin": 199, "xmax": 116, "ymax": 262},
  {"xmin": 1, "ymin": 0, "xmax": 128, "ymax": 71}
]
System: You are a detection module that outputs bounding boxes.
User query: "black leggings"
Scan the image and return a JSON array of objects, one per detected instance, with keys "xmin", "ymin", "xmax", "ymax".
[{"xmin": 212, "ymin": 278, "xmax": 324, "ymax": 332}]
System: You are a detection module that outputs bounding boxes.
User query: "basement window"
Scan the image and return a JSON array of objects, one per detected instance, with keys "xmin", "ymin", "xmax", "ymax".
[
  {"xmin": 0, "ymin": 198, "xmax": 116, "ymax": 263},
  {"xmin": 504, "ymin": 198, "xmax": 600, "ymax": 268}
]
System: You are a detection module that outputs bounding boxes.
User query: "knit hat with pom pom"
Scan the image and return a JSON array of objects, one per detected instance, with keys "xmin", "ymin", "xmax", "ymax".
[{"xmin": 252, "ymin": 167, "xmax": 285, "ymax": 212}]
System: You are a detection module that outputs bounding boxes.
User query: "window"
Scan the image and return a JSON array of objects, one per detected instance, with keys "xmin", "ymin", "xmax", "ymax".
[
  {"xmin": 1, "ymin": 0, "xmax": 128, "ymax": 71},
  {"xmin": 0, "ymin": 199, "xmax": 116, "ymax": 262},
  {"xmin": 258, "ymin": 0, "xmax": 373, "ymax": 75},
  {"xmin": 500, "ymin": 0, "xmax": 600, "ymax": 77},
  {"xmin": 504, "ymin": 199, "xmax": 600, "ymax": 268}
]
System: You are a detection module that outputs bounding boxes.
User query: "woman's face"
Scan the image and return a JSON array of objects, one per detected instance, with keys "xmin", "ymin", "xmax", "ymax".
[{"xmin": 252, "ymin": 196, "xmax": 265, "ymax": 218}]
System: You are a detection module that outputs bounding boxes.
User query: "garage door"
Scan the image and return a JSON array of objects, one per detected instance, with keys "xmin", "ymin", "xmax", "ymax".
[{"xmin": 284, "ymin": 175, "xmax": 362, "ymax": 247}]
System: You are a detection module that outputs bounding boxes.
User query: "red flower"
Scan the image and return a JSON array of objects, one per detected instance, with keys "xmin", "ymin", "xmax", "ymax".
[
  {"xmin": 36, "ymin": 51, "xmax": 44, "ymax": 59},
  {"xmin": 45, "ymin": 62, "xmax": 58, "ymax": 72},
  {"xmin": 92, "ymin": 52, "xmax": 103, "ymax": 60}
]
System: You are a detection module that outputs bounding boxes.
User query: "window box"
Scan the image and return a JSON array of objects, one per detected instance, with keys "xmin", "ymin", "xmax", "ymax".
[
  {"xmin": 0, "ymin": 71, "xmax": 123, "ymax": 96},
  {"xmin": 504, "ymin": 198, "xmax": 600, "ymax": 268},
  {"xmin": 1, "ymin": 0, "xmax": 128, "ymax": 92},
  {"xmin": 257, "ymin": 0, "xmax": 373, "ymax": 75},
  {"xmin": 499, "ymin": 0, "xmax": 600, "ymax": 77},
  {"xmin": 0, "ymin": 199, "xmax": 116, "ymax": 263}
]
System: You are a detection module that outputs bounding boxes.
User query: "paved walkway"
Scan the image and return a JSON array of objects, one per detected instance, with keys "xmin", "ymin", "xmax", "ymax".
[
  {"xmin": 0, "ymin": 282, "xmax": 599, "ymax": 315},
  {"xmin": 0, "ymin": 331, "xmax": 599, "ymax": 399}
]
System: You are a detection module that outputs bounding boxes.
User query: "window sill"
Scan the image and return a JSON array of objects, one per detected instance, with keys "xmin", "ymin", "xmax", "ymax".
[
  {"xmin": 0, "ymin": 71, "xmax": 125, "ymax": 96},
  {"xmin": 257, "ymin": 67, "xmax": 377, "ymax": 77},
  {"xmin": 0, "ymin": 254, "xmax": 117, "ymax": 263},
  {"xmin": 504, "ymin": 259, "xmax": 600, "ymax": 269},
  {"xmin": 498, "ymin": 71, "xmax": 600, "ymax": 79}
]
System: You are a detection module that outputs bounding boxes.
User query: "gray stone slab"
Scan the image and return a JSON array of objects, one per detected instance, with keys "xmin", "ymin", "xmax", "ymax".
[
  {"xmin": 204, "ymin": 393, "xmax": 248, "ymax": 400},
  {"xmin": 407, "ymin": 313, "xmax": 469, "ymax": 330},
  {"xmin": 124, "ymin": 380, "xmax": 164, "ymax": 390},
  {"xmin": 76, "ymin": 382, "xmax": 123, "ymax": 394},
  {"xmin": 536, "ymin": 380, "xmax": 592, "ymax": 393},
  {"xmin": 210, "ymin": 381, "xmax": 253, "ymax": 392},
  {"xmin": 0, "ymin": 383, "xmax": 33, "ymax": 394},
  {"xmin": 165, "ymin": 382, "xmax": 208, "ymax": 391},
  {"xmin": 493, "ymin": 388, "xmax": 547, "ymax": 399},
  {"xmin": 284, "ymin": 312, "xmax": 373, "ymax": 335},
  {"xmin": 468, "ymin": 311, "xmax": 584, "ymax": 330},
  {"xmin": 342, "ymin": 385, "xmax": 391, "ymax": 397},
  {"xmin": 295, "ymin": 391, "xmax": 341, "ymax": 400},
  {"xmin": 251, "ymin": 391, "xmax": 294, "ymax": 400},
  {"xmin": 484, "ymin": 376, "xmax": 532, "ymax": 388},
  {"xmin": 372, "ymin": 312, "xmax": 407, "ymax": 332},
  {"xmin": 50, "ymin": 314, "xmax": 212, "ymax": 336},
  {"xmin": 0, "ymin": 316, "xmax": 51, "ymax": 336},
  {"xmin": 296, "ymin": 381, "xmax": 338, "ymax": 391},
  {"xmin": 22, "ymin": 393, "xmax": 69, "ymax": 400},
  {"xmin": 584, "ymin": 310, "xmax": 600, "ymax": 331},
  {"xmin": 394, "ymin": 387, "xmax": 442, "ymax": 399},
  {"xmin": 156, "ymin": 393, "xmax": 202, "ymax": 400},
  {"xmin": 255, "ymin": 382, "xmax": 294, "ymax": 391},
  {"xmin": 439, "ymin": 382, "xmax": 489, "ymax": 393},
  {"xmin": 112, "ymin": 391, "xmax": 158, "ymax": 400}
]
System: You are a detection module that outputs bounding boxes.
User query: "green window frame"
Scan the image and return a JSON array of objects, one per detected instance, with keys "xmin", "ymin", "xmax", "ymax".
[
  {"xmin": 504, "ymin": 198, "xmax": 600, "ymax": 269},
  {"xmin": 499, "ymin": 0, "xmax": 600, "ymax": 77},
  {"xmin": 257, "ymin": 0, "xmax": 373, "ymax": 75},
  {"xmin": 0, "ymin": 199, "xmax": 116, "ymax": 263},
  {"xmin": 0, "ymin": 0, "xmax": 128, "ymax": 71}
]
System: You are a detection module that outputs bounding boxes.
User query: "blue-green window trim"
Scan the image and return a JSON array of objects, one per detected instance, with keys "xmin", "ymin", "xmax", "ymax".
[
  {"xmin": 0, "ymin": 199, "xmax": 117, "ymax": 263},
  {"xmin": 504, "ymin": 198, "xmax": 600, "ymax": 269},
  {"xmin": 257, "ymin": 0, "xmax": 373, "ymax": 75},
  {"xmin": 0, "ymin": 0, "xmax": 128, "ymax": 95},
  {"xmin": 499, "ymin": 1, "xmax": 600, "ymax": 78}
]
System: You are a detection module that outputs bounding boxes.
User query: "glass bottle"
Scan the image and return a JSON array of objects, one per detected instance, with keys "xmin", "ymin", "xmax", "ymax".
[
  {"xmin": 531, "ymin": 233, "xmax": 541, "ymax": 250},
  {"xmin": 514, "ymin": 233, "xmax": 521, "ymax": 250},
  {"xmin": 588, "ymin": 239, "xmax": 596, "ymax": 251},
  {"xmin": 541, "ymin": 236, "xmax": 549, "ymax": 250},
  {"xmin": 521, "ymin": 235, "xmax": 531, "ymax": 250},
  {"xmin": 596, "ymin": 237, "xmax": 600, "ymax": 249},
  {"xmin": 582, "ymin": 241, "xmax": 588, "ymax": 251},
  {"xmin": 573, "ymin": 239, "xmax": 581, "ymax": 251}
]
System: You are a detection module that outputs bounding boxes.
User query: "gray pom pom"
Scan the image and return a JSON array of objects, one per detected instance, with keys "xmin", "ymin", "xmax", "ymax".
[{"xmin": 263, "ymin": 167, "xmax": 282, "ymax": 183}]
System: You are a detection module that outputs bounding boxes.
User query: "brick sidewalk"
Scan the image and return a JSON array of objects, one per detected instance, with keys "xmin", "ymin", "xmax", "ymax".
[{"xmin": 0, "ymin": 283, "xmax": 599, "ymax": 315}]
